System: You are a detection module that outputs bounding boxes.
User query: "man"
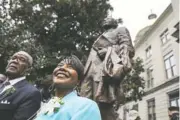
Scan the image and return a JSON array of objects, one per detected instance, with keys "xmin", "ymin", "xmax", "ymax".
[
  {"xmin": 168, "ymin": 106, "xmax": 179, "ymax": 120},
  {"xmin": 80, "ymin": 17, "xmax": 135, "ymax": 120},
  {"xmin": 35, "ymin": 55, "xmax": 101, "ymax": 120},
  {"xmin": 0, "ymin": 51, "xmax": 41, "ymax": 120},
  {"xmin": 0, "ymin": 74, "xmax": 6, "ymax": 84}
]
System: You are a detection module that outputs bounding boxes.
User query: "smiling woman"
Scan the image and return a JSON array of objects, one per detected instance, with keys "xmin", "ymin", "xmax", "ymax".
[
  {"xmin": 34, "ymin": 55, "xmax": 101, "ymax": 120},
  {"xmin": 52, "ymin": 55, "xmax": 84, "ymax": 90}
]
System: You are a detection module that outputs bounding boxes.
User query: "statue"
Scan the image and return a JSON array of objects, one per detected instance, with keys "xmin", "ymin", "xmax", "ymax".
[{"xmin": 80, "ymin": 18, "xmax": 135, "ymax": 120}]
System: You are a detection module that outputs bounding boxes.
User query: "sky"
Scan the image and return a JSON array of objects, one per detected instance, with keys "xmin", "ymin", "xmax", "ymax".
[{"xmin": 110, "ymin": 0, "xmax": 171, "ymax": 41}]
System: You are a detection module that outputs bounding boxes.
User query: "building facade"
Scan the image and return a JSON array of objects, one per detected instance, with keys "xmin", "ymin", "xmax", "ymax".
[
  {"xmin": 171, "ymin": 0, "xmax": 179, "ymax": 43},
  {"xmin": 118, "ymin": 3, "xmax": 179, "ymax": 120}
]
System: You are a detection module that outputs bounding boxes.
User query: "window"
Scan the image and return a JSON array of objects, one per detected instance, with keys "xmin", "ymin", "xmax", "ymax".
[
  {"xmin": 160, "ymin": 29, "xmax": 170, "ymax": 44},
  {"xmin": 147, "ymin": 99, "xmax": 156, "ymax": 120},
  {"xmin": 164, "ymin": 52, "xmax": 177, "ymax": 79},
  {"xmin": 146, "ymin": 46, "xmax": 152, "ymax": 58},
  {"xmin": 172, "ymin": 22, "xmax": 179, "ymax": 43},
  {"xmin": 169, "ymin": 90, "xmax": 179, "ymax": 107},
  {"xmin": 147, "ymin": 66, "xmax": 153, "ymax": 88},
  {"xmin": 132, "ymin": 104, "xmax": 139, "ymax": 111}
]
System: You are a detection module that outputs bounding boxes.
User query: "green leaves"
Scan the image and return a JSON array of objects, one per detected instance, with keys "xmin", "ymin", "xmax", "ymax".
[
  {"xmin": 0, "ymin": 0, "xmax": 112, "ymax": 81},
  {"xmin": 122, "ymin": 57, "xmax": 145, "ymax": 102}
]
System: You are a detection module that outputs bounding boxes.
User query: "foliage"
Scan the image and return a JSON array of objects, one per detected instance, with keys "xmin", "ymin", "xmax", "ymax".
[
  {"xmin": 0, "ymin": 0, "xmax": 143, "ymax": 103},
  {"xmin": 121, "ymin": 57, "xmax": 145, "ymax": 102},
  {"xmin": 0, "ymin": 0, "xmax": 113, "ymax": 81}
]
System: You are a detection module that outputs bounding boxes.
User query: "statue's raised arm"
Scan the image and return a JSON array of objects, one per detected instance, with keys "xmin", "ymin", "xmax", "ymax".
[{"xmin": 80, "ymin": 18, "xmax": 135, "ymax": 120}]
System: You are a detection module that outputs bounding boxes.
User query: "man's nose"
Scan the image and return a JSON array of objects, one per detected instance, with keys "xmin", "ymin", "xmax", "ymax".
[{"xmin": 11, "ymin": 58, "xmax": 19, "ymax": 63}]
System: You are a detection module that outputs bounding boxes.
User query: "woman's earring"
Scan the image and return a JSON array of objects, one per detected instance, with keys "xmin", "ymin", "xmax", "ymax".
[
  {"xmin": 48, "ymin": 83, "xmax": 55, "ymax": 93},
  {"xmin": 74, "ymin": 85, "xmax": 80, "ymax": 95}
]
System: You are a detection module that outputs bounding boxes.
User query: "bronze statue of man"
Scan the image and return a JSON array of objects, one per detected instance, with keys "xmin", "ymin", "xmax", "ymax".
[{"xmin": 80, "ymin": 18, "xmax": 135, "ymax": 120}]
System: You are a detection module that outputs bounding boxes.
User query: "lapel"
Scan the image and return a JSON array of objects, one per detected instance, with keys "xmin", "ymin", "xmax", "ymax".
[
  {"xmin": 14, "ymin": 79, "xmax": 28, "ymax": 88},
  {"xmin": 0, "ymin": 79, "xmax": 28, "ymax": 101}
]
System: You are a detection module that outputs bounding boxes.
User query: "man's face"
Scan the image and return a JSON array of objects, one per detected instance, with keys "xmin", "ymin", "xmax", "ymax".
[
  {"xmin": 6, "ymin": 53, "xmax": 29, "ymax": 78},
  {"xmin": 53, "ymin": 60, "xmax": 78, "ymax": 89}
]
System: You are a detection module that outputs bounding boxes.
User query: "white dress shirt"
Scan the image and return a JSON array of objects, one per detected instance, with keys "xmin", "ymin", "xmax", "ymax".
[{"xmin": 9, "ymin": 76, "xmax": 25, "ymax": 85}]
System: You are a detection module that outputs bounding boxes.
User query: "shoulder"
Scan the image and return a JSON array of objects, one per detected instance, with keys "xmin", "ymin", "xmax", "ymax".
[
  {"xmin": 23, "ymin": 82, "xmax": 41, "ymax": 99},
  {"xmin": 71, "ymin": 96, "xmax": 101, "ymax": 119},
  {"xmin": 74, "ymin": 96, "xmax": 99, "ymax": 109},
  {"xmin": 27, "ymin": 83, "xmax": 40, "ymax": 93}
]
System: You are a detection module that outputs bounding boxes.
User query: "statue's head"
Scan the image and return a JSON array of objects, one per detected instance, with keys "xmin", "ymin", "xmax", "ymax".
[{"xmin": 102, "ymin": 17, "xmax": 118, "ymax": 30}]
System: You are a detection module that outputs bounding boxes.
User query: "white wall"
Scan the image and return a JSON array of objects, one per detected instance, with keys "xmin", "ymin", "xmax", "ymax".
[
  {"xmin": 118, "ymin": 82, "xmax": 179, "ymax": 120},
  {"xmin": 171, "ymin": 0, "xmax": 179, "ymax": 20},
  {"xmin": 134, "ymin": 5, "xmax": 179, "ymax": 89},
  {"xmin": 118, "ymin": 3, "xmax": 179, "ymax": 120}
]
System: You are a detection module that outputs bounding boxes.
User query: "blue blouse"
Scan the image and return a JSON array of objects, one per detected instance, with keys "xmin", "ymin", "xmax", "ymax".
[{"xmin": 35, "ymin": 91, "xmax": 101, "ymax": 120}]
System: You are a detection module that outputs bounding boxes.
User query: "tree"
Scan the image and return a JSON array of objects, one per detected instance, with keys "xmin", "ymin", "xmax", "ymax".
[
  {"xmin": 121, "ymin": 57, "xmax": 145, "ymax": 102},
  {"xmin": 0, "ymin": 0, "xmax": 113, "ymax": 81}
]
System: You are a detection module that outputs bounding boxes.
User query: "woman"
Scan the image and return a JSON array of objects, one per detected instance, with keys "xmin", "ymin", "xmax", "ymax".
[{"xmin": 34, "ymin": 55, "xmax": 101, "ymax": 120}]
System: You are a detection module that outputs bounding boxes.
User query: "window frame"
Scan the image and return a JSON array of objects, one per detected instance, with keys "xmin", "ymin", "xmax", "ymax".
[
  {"xmin": 147, "ymin": 98, "xmax": 156, "ymax": 120},
  {"xmin": 147, "ymin": 66, "xmax": 154, "ymax": 88},
  {"xmin": 160, "ymin": 29, "xmax": 170, "ymax": 45},
  {"xmin": 164, "ymin": 51, "xmax": 177, "ymax": 79},
  {"xmin": 168, "ymin": 90, "xmax": 179, "ymax": 107},
  {"xmin": 145, "ymin": 45, "xmax": 152, "ymax": 59}
]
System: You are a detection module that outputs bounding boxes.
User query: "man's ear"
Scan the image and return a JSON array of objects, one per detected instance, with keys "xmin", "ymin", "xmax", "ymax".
[{"xmin": 24, "ymin": 66, "xmax": 32, "ymax": 76}]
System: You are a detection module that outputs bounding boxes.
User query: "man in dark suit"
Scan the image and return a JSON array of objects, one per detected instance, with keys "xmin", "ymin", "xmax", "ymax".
[{"xmin": 0, "ymin": 51, "xmax": 41, "ymax": 120}]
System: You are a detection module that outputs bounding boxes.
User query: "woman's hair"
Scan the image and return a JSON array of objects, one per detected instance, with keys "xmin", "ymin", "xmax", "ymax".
[{"xmin": 59, "ymin": 55, "xmax": 84, "ymax": 81}]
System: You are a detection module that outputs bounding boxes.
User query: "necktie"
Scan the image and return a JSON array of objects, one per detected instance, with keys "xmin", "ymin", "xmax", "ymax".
[{"xmin": 0, "ymin": 81, "xmax": 11, "ymax": 95}]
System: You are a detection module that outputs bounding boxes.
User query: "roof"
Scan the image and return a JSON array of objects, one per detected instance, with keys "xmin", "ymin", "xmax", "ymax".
[
  {"xmin": 134, "ymin": 26, "xmax": 151, "ymax": 44},
  {"xmin": 134, "ymin": 4, "xmax": 172, "ymax": 48}
]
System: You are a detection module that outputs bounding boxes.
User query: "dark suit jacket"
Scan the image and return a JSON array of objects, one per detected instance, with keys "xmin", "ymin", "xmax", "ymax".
[{"xmin": 0, "ymin": 80, "xmax": 41, "ymax": 120}]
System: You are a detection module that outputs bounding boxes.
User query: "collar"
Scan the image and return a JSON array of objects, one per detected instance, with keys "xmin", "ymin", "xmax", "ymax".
[
  {"xmin": 62, "ymin": 91, "xmax": 77, "ymax": 102},
  {"xmin": 9, "ymin": 76, "xmax": 26, "ymax": 85}
]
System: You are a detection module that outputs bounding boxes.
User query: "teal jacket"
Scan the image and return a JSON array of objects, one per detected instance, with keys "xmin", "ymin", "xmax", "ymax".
[{"xmin": 35, "ymin": 91, "xmax": 101, "ymax": 120}]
